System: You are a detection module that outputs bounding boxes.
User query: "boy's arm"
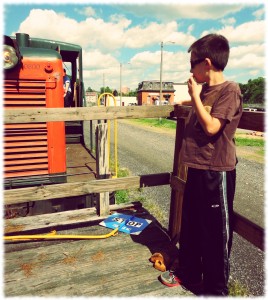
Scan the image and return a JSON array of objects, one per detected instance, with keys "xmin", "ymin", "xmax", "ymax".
[
  {"xmin": 64, "ymin": 80, "xmax": 70, "ymax": 96},
  {"xmin": 188, "ymin": 77, "xmax": 225, "ymax": 136}
]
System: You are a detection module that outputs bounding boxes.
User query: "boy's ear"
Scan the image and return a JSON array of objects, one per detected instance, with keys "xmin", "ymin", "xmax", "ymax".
[{"xmin": 205, "ymin": 58, "xmax": 213, "ymax": 69}]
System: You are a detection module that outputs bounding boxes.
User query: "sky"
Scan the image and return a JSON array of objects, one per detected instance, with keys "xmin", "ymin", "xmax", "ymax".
[{"xmin": 1, "ymin": 0, "xmax": 267, "ymax": 92}]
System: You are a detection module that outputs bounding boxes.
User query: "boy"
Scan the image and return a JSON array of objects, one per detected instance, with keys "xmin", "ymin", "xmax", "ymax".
[
  {"xmin": 63, "ymin": 68, "xmax": 72, "ymax": 107},
  {"xmin": 160, "ymin": 34, "xmax": 243, "ymax": 295}
]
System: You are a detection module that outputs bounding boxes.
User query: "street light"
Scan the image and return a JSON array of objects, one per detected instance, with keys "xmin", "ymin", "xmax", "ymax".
[
  {"xmin": 159, "ymin": 41, "xmax": 175, "ymax": 104},
  {"xmin": 120, "ymin": 62, "xmax": 130, "ymax": 106},
  {"xmin": 120, "ymin": 63, "xmax": 122, "ymax": 106}
]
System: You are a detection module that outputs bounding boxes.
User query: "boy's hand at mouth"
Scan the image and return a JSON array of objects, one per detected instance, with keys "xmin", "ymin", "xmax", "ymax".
[{"xmin": 188, "ymin": 76, "xmax": 202, "ymax": 99}]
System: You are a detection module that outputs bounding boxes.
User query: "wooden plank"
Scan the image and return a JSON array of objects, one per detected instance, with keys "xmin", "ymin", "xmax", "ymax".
[
  {"xmin": 4, "ymin": 177, "xmax": 140, "ymax": 205},
  {"xmin": 96, "ymin": 123, "xmax": 110, "ymax": 216},
  {"xmin": 140, "ymin": 172, "xmax": 171, "ymax": 187},
  {"xmin": 233, "ymin": 211, "xmax": 264, "ymax": 251},
  {"xmin": 171, "ymin": 106, "xmax": 265, "ymax": 132},
  {"xmin": 5, "ymin": 105, "xmax": 264, "ymax": 133},
  {"xmin": 4, "ymin": 105, "xmax": 175, "ymax": 123},
  {"xmin": 4, "ymin": 202, "xmax": 142, "ymax": 234},
  {"xmin": 168, "ymin": 118, "xmax": 187, "ymax": 242},
  {"xmin": 172, "ymin": 104, "xmax": 192, "ymax": 119},
  {"xmin": 4, "ymin": 173, "xmax": 171, "ymax": 205},
  {"xmin": 238, "ymin": 111, "xmax": 264, "ymax": 132}
]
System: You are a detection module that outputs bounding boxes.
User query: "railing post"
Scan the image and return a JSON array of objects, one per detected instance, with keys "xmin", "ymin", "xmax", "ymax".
[
  {"xmin": 168, "ymin": 117, "xmax": 187, "ymax": 242},
  {"xmin": 96, "ymin": 123, "xmax": 110, "ymax": 216}
]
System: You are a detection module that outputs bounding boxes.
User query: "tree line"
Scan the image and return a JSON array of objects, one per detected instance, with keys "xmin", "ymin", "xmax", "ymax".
[
  {"xmin": 239, "ymin": 77, "xmax": 265, "ymax": 105},
  {"xmin": 86, "ymin": 86, "xmax": 138, "ymax": 97}
]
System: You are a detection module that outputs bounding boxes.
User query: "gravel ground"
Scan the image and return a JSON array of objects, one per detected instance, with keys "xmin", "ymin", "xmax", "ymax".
[{"xmin": 113, "ymin": 119, "xmax": 265, "ymax": 296}]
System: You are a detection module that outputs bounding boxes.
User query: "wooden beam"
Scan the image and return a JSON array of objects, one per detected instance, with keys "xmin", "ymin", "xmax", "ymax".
[
  {"xmin": 4, "ymin": 173, "xmax": 171, "ymax": 205},
  {"xmin": 171, "ymin": 104, "xmax": 191, "ymax": 119},
  {"xmin": 140, "ymin": 172, "xmax": 171, "ymax": 187},
  {"xmin": 96, "ymin": 123, "xmax": 110, "ymax": 216},
  {"xmin": 238, "ymin": 111, "xmax": 265, "ymax": 132},
  {"xmin": 4, "ymin": 106, "xmax": 264, "ymax": 133},
  {"xmin": 4, "ymin": 202, "xmax": 142, "ymax": 235},
  {"xmin": 233, "ymin": 211, "xmax": 264, "ymax": 251},
  {"xmin": 4, "ymin": 105, "xmax": 175, "ymax": 123},
  {"xmin": 168, "ymin": 118, "xmax": 187, "ymax": 241}
]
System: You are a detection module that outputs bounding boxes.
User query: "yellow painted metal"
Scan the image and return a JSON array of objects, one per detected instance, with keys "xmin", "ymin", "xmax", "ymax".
[
  {"xmin": 97, "ymin": 93, "xmax": 118, "ymax": 178},
  {"xmin": 4, "ymin": 228, "xmax": 119, "ymax": 241}
]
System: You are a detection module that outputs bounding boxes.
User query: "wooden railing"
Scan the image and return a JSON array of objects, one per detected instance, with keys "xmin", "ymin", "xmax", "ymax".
[{"xmin": 4, "ymin": 105, "xmax": 265, "ymax": 250}]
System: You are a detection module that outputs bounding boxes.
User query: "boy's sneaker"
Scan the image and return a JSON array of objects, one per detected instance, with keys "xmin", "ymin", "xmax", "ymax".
[{"xmin": 160, "ymin": 270, "xmax": 182, "ymax": 287}]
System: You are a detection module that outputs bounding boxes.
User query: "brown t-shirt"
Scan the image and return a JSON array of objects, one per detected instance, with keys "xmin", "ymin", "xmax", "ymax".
[{"xmin": 180, "ymin": 81, "xmax": 243, "ymax": 171}]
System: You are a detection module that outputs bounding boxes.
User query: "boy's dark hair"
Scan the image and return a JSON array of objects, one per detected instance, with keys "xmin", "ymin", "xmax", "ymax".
[{"xmin": 188, "ymin": 33, "xmax": 230, "ymax": 71}]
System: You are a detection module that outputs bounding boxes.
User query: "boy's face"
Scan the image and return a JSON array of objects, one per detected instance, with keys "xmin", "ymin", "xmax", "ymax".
[{"xmin": 190, "ymin": 53, "xmax": 206, "ymax": 83}]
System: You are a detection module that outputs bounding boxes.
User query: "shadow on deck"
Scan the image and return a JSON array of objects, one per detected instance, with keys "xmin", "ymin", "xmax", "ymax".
[{"xmin": 4, "ymin": 207, "xmax": 193, "ymax": 297}]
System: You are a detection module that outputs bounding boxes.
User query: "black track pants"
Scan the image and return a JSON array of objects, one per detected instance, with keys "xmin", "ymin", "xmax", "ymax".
[{"xmin": 178, "ymin": 167, "xmax": 236, "ymax": 296}]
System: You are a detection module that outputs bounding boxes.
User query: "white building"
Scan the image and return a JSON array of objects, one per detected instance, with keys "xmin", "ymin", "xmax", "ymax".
[
  {"xmin": 173, "ymin": 83, "xmax": 190, "ymax": 103},
  {"xmin": 114, "ymin": 96, "xmax": 137, "ymax": 106}
]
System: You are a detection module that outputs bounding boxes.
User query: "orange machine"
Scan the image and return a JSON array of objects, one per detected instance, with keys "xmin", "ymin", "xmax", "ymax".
[{"xmin": 4, "ymin": 33, "xmax": 84, "ymax": 188}]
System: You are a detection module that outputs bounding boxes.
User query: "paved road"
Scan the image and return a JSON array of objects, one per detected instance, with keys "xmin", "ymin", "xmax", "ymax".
[{"xmin": 112, "ymin": 119, "xmax": 264, "ymax": 296}]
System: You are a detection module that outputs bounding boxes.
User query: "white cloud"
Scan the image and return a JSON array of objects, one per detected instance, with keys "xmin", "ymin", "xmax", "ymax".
[
  {"xmin": 83, "ymin": 49, "xmax": 118, "ymax": 69},
  {"xmin": 131, "ymin": 51, "xmax": 159, "ymax": 67},
  {"xmin": 124, "ymin": 21, "xmax": 179, "ymax": 48},
  {"xmin": 118, "ymin": 4, "xmax": 244, "ymax": 21},
  {"xmin": 231, "ymin": 43, "xmax": 265, "ymax": 58},
  {"xmin": 249, "ymin": 69, "xmax": 262, "ymax": 77},
  {"xmin": 109, "ymin": 13, "xmax": 131, "ymax": 27},
  {"xmin": 187, "ymin": 24, "xmax": 195, "ymax": 34},
  {"xmin": 229, "ymin": 53, "xmax": 264, "ymax": 70},
  {"xmin": 220, "ymin": 17, "xmax": 236, "ymax": 26},
  {"xmin": 218, "ymin": 20, "xmax": 265, "ymax": 43},
  {"xmin": 228, "ymin": 43, "xmax": 265, "ymax": 75},
  {"xmin": 18, "ymin": 9, "xmax": 79, "ymax": 43},
  {"xmin": 74, "ymin": 6, "xmax": 96, "ymax": 17},
  {"xmin": 253, "ymin": 7, "xmax": 265, "ymax": 19}
]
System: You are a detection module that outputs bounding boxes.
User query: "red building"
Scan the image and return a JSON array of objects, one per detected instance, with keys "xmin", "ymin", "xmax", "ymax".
[{"xmin": 137, "ymin": 81, "xmax": 175, "ymax": 105}]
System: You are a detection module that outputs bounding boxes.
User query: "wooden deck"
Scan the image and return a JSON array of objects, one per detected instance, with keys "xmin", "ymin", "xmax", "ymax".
[
  {"xmin": 66, "ymin": 143, "xmax": 97, "ymax": 183},
  {"xmin": 4, "ymin": 207, "xmax": 193, "ymax": 297}
]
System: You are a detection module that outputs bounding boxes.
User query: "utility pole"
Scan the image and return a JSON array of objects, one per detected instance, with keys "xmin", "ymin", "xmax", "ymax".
[
  {"xmin": 159, "ymin": 41, "xmax": 175, "ymax": 105},
  {"xmin": 103, "ymin": 73, "xmax": 105, "ymax": 93},
  {"xmin": 120, "ymin": 63, "xmax": 122, "ymax": 106},
  {"xmin": 159, "ymin": 41, "xmax": 163, "ymax": 105}
]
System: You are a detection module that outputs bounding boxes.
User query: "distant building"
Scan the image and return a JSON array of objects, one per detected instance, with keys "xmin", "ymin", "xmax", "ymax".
[
  {"xmin": 137, "ymin": 81, "xmax": 175, "ymax": 105},
  {"xmin": 115, "ymin": 96, "xmax": 137, "ymax": 106},
  {"xmin": 173, "ymin": 83, "xmax": 190, "ymax": 103},
  {"xmin": 121, "ymin": 86, "xmax": 130, "ymax": 94}
]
